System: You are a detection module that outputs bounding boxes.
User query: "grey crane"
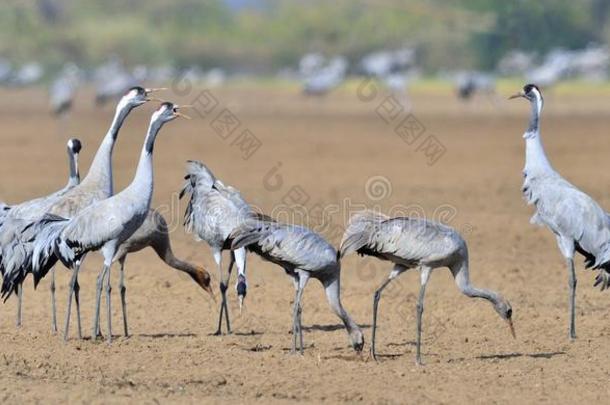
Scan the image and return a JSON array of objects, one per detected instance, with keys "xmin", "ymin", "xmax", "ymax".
[
  {"xmin": 49, "ymin": 64, "xmax": 79, "ymax": 118},
  {"xmin": 1, "ymin": 87, "xmax": 159, "ymax": 338},
  {"xmin": 31, "ymin": 102, "xmax": 186, "ymax": 342},
  {"xmin": 231, "ymin": 218, "xmax": 364, "ymax": 354},
  {"xmin": 0, "ymin": 138, "xmax": 81, "ymax": 329},
  {"xmin": 112, "ymin": 208, "xmax": 214, "ymax": 336},
  {"xmin": 340, "ymin": 210, "xmax": 514, "ymax": 364},
  {"xmin": 180, "ymin": 161, "xmax": 250, "ymax": 335},
  {"xmin": 509, "ymin": 84, "xmax": 610, "ymax": 339}
]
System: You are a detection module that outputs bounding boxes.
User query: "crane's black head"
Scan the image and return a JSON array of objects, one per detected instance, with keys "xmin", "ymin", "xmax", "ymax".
[
  {"xmin": 152, "ymin": 102, "xmax": 190, "ymax": 124},
  {"xmin": 121, "ymin": 86, "xmax": 166, "ymax": 108},
  {"xmin": 67, "ymin": 138, "xmax": 81, "ymax": 154},
  {"xmin": 509, "ymin": 83, "xmax": 543, "ymax": 103}
]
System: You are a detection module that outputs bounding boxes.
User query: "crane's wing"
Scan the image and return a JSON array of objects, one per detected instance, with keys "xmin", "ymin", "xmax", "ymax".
[
  {"xmin": 232, "ymin": 220, "xmax": 336, "ymax": 271},
  {"xmin": 340, "ymin": 210, "xmax": 389, "ymax": 257}
]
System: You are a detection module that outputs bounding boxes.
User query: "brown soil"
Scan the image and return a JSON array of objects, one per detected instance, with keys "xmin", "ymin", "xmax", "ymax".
[{"xmin": 0, "ymin": 86, "xmax": 608, "ymax": 404}]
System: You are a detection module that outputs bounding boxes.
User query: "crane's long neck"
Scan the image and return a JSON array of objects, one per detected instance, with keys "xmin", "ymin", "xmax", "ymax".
[
  {"xmin": 66, "ymin": 151, "xmax": 79, "ymax": 188},
  {"xmin": 79, "ymin": 101, "xmax": 132, "ymax": 194},
  {"xmin": 523, "ymin": 93, "xmax": 553, "ymax": 177},
  {"xmin": 451, "ymin": 260, "xmax": 502, "ymax": 308},
  {"xmin": 127, "ymin": 118, "xmax": 164, "ymax": 201}
]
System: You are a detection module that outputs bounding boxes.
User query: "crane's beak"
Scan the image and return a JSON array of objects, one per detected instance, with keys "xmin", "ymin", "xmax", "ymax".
[
  {"xmin": 173, "ymin": 105, "xmax": 192, "ymax": 120},
  {"xmin": 507, "ymin": 318, "xmax": 516, "ymax": 339},
  {"xmin": 238, "ymin": 295, "xmax": 244, "ymax": 315},
  {"xmin": 508, "ymin": 90, "xmax": 525, "ymax": 100},
  {"xmin": 144, "ymin": 88, "xmax": 167, "ymax": 102}
]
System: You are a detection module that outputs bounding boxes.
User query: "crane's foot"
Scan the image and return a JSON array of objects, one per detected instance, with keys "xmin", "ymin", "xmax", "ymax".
[{"xmin": 369, "ymin": 347, "xmax": 379, "ymax": 362}]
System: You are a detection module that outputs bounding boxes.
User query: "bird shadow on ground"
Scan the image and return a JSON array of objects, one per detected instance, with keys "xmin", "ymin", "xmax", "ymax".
[
  {"xmin": 447, "ymin": 351, "xmax": 566, "ymax": 363},
  {"xmin": 137, "ymin": 332, "xmax": 197, "ymax": 339},
  {"xmin": 233, "ymin": 331, "xmax": 264, "ymax": 336},
  {"xmin": 476, "ymin": 351, "xmax": 566, "ymax": 360},
  {"xmin": 302, "ymin": 323, "xmax": 372, "ymax": 332}
]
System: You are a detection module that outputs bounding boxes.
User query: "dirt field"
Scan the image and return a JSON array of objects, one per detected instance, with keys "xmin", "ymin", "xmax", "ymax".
[{"xmin": 0, "ymin": 84, "xmax": 609, "ymax": 404}]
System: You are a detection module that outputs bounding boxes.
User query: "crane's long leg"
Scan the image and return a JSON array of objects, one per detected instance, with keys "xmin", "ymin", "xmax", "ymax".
[
  {"xmin": 234, "ymin": 247, "xmax": 247, "ymax": 313},
  {"xmin": 567, "ymin": 258, "xmax": 577, "ymax": 340},
  {"xmin": 74, "ymin": 276, "xmax": 82, "ymax": 339},
  {"xmin": 416, "ymin": 267, "xmax": 431, "ymax": 366},
  {"xmin": 213, "ymin": 250, "xmax": 234, "ymax": 335},
  {"xmin": 291, "ymin": 271, "xmax": 310, "ymax": 354},
  {"xmin": 50, "ymin": 266, "xmax": 57, "ymax": 333},
  {"xmin": 105, "ymin": 264, "xmax": 113, "ymax": 343},
  {"xmin": 16, "ymin": 283, "xmax": 22, "ymax": 328},
  {"xmin": 91, "ymin": 264, "xmax": 110, "ymax": 339},
  {"xmin": 63, "ymin": 260, "xmax": 81, "ymax": 342},
  {"xmin": 118, "ymin": 258, "xmax": 128, "ymax": 337},
  {"xmin": 371, "ymin": 264, "xmax": 406, "ymax": 361}
]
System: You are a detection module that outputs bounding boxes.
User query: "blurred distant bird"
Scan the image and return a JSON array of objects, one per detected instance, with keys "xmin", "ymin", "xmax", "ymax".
[
  {"xmin": 94, "ymin": 57, "xmax": 138, "ymax": 106},
  {"xmin": 456, "ymin": 71, "xmax": 496, "ymax": 101},
  {"xmin": 510, "ymin": 84, "xmax": 610, "ymax": 339},
  {"xmin": 340, "ymin": 210, "xmax": 514, "ymax": 364},
  {"xmin": 49, "ymin": 64, "xmax": 79, "ymax": 117},
  {"xmin": 231, "ymin": 218, "xmax": 364, "ymax": 354},
  {"xmin": 113, "ymin": 208, "xmax": 214, "ymax": 336},
  {"xmin": 302, "ymin": 56, "xmax": 347, "ymax": 96},
  {"xmin": 180, "ymin": 161, "xmax": 251, "ymax": 335},
  {"xmin": 0, "ymin": 138, "xmax": 81, "ymax": 330}
]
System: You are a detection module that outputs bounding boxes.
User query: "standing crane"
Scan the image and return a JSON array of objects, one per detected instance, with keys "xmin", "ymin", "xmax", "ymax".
[
  {"xmin": 231, "ymin": 217, "xmax": 364, "ymax": 354},
  {"xmin": 510, "ymin": 84, "xmax": 610, "ymax": 339},
  {"xmin": 0, "ymin": 138, "xmax": 81, "ymax": 329},
  {"xmin": 30, "ymin": 102, "xmax": 187, "ymax": 342},
  {"xmin": 180, "ymin": 161, "xmax": 250, "ymax": 335},
  {"xmin": 340, "ymin": 210, "xmax": 514, "ymax": 364},
  {"xmin": 112, "ymin": 208, "xmax": 214, "ymax": 336},
  {"xmin": 0, "ymin": 87, "xmax": 159, "ymax": 338}
]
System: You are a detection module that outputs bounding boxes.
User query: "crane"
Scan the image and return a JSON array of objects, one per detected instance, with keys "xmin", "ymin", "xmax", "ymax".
[
  {"xmin": 30, "ymin": 102, "xmax": 187, "ymax": 342},
  {"xmin": 0, "ymin": 87, "xmax": 159, "ymax": 338},
  {"xmin": 0, "ymin": 138, "xmax": 81, "ymax": 329},
  {"xmin": 340, "ymin": 210, "xmax": 514, "ymax": 364},
  {"xmin": 510, "ymin": 83, "xmax": 610, "ymax": 339},
  {"xmin": 180, "ymin": 161, "xmax": 250, "ymax": 335},
  {"xmin": 113, "ymin": 208, "xmax": 214, "ymax": 336},
  {"xmin": 231, "ymin": 217, "xmax": 364, "ymax": 354}
]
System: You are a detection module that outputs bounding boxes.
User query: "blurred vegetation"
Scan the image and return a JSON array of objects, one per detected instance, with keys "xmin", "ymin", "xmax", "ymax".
[{"xmin": 1, "ymin": 0, "xmax": 610, "ymax": 72}]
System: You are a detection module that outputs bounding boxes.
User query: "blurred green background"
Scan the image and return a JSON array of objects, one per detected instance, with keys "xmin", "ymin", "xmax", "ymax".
[{"xmin": 3, "ymin": 0, "xmax": 610, "ymax": 73}]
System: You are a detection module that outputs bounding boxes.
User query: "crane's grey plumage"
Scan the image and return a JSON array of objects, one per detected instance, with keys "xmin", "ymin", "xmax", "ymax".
[
  {"xmin": 0, "ymin": 138, "xmax": 81, "ymax": 330},
  {"xmin": 231, "ymin": 218, "xmax": 364, "ymax": 354},
  {"xmin": 30, "ymin": 102, "xmax": 184, "ymax": 342},
  {"xmin": 2, "ymin": 87, "xmax": 157, "ymax": 339},
  {"xmin": 180, "ymin": 161, "xmax": 250, "ymax": 335},
  {"xmin": 113, "ymin": 208, "xmax": 214, "ymax": 336},
  {"xmin": 510, "ymin": 83, "xmax": 610, "ymax": 339},
  {"xmin": 340, "ymin": 210, "xmax": 513, "ymax": 364}
]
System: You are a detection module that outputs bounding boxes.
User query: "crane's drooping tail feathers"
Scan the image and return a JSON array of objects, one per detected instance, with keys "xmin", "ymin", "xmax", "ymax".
[
  {"xmin": 0, "ymin": 236, "xmax": 32, "ymax": 301},
  {"xmin": 27, "ymin": 214, "xmax": 71, "ymax": 286},
  {"xmin": 230, "ymin": 220, "xmax": 267, "ymax": 251},
  {"xmin": 179, "ymin": 160, "xmax": 217, "ymax": 232},
  {"xmin": 339, "ymin": 210, "xmax": 388, "ymax": 258},
  {"xmin": 576, "ymin": 242, "xmax": 610, "ymax": 291}
]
